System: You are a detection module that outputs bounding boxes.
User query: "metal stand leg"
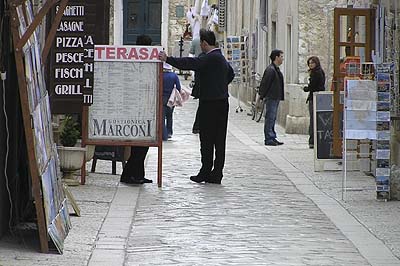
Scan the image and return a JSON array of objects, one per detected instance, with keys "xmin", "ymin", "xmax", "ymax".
[{"xmin": 235, "ymin": 83, "xmax": 243, "ymax": 113}]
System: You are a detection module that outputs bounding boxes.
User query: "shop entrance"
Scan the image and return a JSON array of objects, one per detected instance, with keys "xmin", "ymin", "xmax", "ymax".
[
  {"xmin": 123, "ymin": 0, "xmax": 162, "ymax": 45},
  {"xmin": 332, "ymin": 8, "xmax": 375, "ymax": 156}
]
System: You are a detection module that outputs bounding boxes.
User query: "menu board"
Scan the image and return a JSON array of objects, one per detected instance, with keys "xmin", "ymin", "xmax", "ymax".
[
  {"xmin": 49, "ymin": 1, "xmax": 94, "ymax": 113},
  {"xmin": 315, "ymin": 92, "xmax": 343, "ymax": 160},
  {"xmin": 86, "ymin": 45, "xmax": 162, "ymax": 144}
]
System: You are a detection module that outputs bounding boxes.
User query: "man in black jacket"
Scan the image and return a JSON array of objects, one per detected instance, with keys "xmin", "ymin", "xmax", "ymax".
[
  {"xmin": 259, "ymin": 49, "xmax": 284, "ymax": 146},
  {"xmin": 159, "ymin": 29, "xmax": 235, "ymax": 184}
]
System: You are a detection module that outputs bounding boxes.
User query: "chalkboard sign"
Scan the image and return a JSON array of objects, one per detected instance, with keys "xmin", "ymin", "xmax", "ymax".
[
  {"xmin": 315, "ymin": 92, "xmax": 342, "ymax": 160},
  {"xmin": 48, "ymin": 0, "xmax": 95, "ymax": 113}
]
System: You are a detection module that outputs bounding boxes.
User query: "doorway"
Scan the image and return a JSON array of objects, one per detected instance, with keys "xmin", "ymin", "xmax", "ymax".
[
  {"xmin": 332, "ymin": 8, "xmax": 375, "ymax": 156},
  {"xmin": 123, "ymin": 0, "xmax": 162, "ymax": 45}
]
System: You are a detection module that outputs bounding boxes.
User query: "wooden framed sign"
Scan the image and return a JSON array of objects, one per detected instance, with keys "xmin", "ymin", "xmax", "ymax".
[
  {"xmin": 10, "ymin": 0, "xmax": 72, "ymax": 253},
  {"xmin": 82, "ymin": 45, "xmax": 164, "ymax": 185}
]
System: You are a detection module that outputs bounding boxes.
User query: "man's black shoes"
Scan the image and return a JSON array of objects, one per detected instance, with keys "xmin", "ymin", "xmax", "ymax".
[
  {"xmin": 273, "ymin": 139, "xmax": 284, "ymax": 145},
  {"xmin": 265, "ymin": 139, "xmax": 284, "ymax": 146},
  {"xmin": 190, "ymin": 175, "xmax": 222, "ymax": 184},
  {"xmin": 190, "ymin": 175, "xmax": 207, "ymax": 183},
  {"xmin": 205, "ymin": 178, "xmax": 222, "ymax": 184},
  {"xmin": 264, "ymin": 140, "xmax": 278, "ymax": 146},
  {"xmin": 120, "ymin": 177, "xmax": 144, "ymax": 184},
  {"xmin": 141, "ymin": 177, "xmax": 153, "ymax": 183},
  {"xmin": 120, "ymin": 176, "xmax": 152, "ymax": 184}
]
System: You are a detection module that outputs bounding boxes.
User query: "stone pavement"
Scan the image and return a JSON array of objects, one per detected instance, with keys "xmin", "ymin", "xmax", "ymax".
[{"xmin": 1, "ymin": 80, "xmax": 400, "ymax": 265}]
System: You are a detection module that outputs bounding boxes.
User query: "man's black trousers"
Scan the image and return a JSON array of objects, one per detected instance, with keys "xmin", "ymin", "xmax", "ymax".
[
  {"xmin": 121, "ymin": 146, "xmax": 149, "ymax": 178},
  {"xmin": 198, "ymin": 98, "xmax": 229, "ymax": 178}
]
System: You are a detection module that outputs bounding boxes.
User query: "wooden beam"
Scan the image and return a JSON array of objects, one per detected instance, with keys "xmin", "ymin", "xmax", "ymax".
[{"xmin": 15, "ymin": 0, "xmax": 57, "ymax": 50}]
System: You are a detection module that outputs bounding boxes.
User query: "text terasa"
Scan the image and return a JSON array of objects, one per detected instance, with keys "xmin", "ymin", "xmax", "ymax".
[{"xmin": 94, "ymin": 46, "xmax": 162, "ymax": 62}]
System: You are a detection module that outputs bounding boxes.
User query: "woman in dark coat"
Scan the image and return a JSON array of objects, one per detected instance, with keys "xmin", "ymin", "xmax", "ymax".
[{"xmin": 303, "ymin": 56, "xmax": 325, "ymax": 149}]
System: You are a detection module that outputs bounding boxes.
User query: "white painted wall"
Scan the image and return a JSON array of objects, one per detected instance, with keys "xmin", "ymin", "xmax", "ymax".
[
  {"xmin": 113, "ymin": 0, "xmax": 123, "ymax": 45},
  {"xmin": 268, "ymin": 0, "xmax": 299, "ymax": 84}
]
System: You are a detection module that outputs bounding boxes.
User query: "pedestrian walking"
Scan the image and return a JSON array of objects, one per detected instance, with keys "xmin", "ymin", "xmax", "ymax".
[
  {"xmin": 162, "ymin": 62, "xmax": 181, "ymax": 140},
  {"xmin": 158, "ymin": 29, "xmax": 235, "ymax": 184},
  {"xmin": 259, "ymin": 49, "xmax": 285, "ymax": 146},
  {"xmin": 120, "ymin": 34, "xmax": 153, "ymax": 185},
  {"xmin": 303, "ymin": 56, "xmax": 325, "ymax": 149}
]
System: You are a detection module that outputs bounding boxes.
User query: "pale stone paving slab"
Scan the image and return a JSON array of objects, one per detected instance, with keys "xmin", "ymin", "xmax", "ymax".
[
  {"xmin": 0, "ymin": 79, "xmax": 399, "ymax": 266},
  {"xmin": 227, "ymin": 96, "xmax": 400, "ymax": 263},
  {"xmin": 124, "ymin": 96, "xmax": 370, "ymax": 265},
  {"xmin": 0, "ymin": 173, "xmax": 119, "ymax": 266}
]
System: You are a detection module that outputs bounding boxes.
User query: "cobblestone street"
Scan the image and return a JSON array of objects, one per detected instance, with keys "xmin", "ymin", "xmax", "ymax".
[
  {"xmin": 0, "ymin": 80, "xmax": 399, "ymax": 265},
  {"xmin": 124, "ymin": 100, "xmax": 369, "ymax": 266}
]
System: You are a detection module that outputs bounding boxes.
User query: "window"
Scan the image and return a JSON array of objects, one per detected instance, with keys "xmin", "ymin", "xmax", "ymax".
[
  {"xmin": 286, "ymin": 23, "xmax": 292, "ymax": 83},
  {"xmin": 271, "ymin": 21, "xmax": 276, "ymax": 49}
]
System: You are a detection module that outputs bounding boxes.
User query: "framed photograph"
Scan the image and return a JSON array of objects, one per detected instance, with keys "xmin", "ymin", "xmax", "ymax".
[
  {"xmin": 376, "ymin": 149, "xmax": 390, "ymax": 159},
  {"xmin": 377, "ymin": 159, "xmax": 389, "ymax": 168}
]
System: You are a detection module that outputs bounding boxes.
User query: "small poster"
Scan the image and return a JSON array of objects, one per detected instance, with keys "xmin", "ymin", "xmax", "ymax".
[{"xmin": 345, "ymin": 80, "xmax": 377, "ymax": 139}]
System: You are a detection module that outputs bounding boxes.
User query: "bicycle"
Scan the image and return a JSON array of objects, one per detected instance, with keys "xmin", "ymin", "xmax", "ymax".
[
  {"xmin": 248, "ymin": 72, "xmax": 264, "ymax": 122},
  {"xmin": 250, "ymin": 87, "xmax": 264, "ymax": 122}
]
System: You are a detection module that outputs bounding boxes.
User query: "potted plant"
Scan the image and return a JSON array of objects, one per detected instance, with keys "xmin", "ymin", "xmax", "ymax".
[
  {"xmin": 57, "ymin": 116, "xmax": 86, "ymax": 186},
  {"xmin": 59, "ymin": 116, "xmax": 80, "ymax": 147}
]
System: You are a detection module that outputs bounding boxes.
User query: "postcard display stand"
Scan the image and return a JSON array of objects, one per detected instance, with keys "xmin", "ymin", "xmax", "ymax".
[
  {"xmin": 83, "ymin": 45, "xmax": 164, "ymax": 187},
  {"xmin": 10, "ymin": 0, "xmax": 71, "ymax": 253},
  {"xmin": 226, "ymin": 35, "xmax": 249, "ymax": 113},
  {"xmin": 343, "ymin": 64, "xmax": 392, "ymax": 201},
  {"xmin": 374, "ymin": 64, "xmax": 392, "ymax": 200}
]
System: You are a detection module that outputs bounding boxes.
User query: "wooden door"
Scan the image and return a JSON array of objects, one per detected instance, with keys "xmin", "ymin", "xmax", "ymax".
[
  {"xmin": 332, "ymin": 8, "xmax": 375, "ymax": 156},
  {"xmin": 124, "ymin": 0, "xmax": 162, "ymax": 45}
]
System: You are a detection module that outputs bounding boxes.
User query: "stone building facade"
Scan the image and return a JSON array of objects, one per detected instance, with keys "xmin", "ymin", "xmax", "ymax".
[{"xmin": 223, "ymin": 0, "xmax": 396, "ymax": 133}]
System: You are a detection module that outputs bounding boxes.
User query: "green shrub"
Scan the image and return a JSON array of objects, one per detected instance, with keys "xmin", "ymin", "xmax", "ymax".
[{"xmin": 59, "ymin": 116, "xmax": 80, "ymax": 147}]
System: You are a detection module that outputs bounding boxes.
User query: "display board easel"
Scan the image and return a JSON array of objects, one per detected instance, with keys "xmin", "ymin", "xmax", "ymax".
[
  {"xmin": 9, "ymin": 0, "xmax": 71, "ymax": 253},
  {"xmin": 313, "ymin": 91, "xmax": 342, "ymax": 171},
  {"xmin": 82, "ymin": 45, "xmax": 164, "ymax": 187}
]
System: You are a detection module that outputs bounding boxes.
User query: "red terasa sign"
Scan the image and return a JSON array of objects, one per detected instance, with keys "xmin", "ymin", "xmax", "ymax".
[{"xmin": 94, "ymin": 45, "xmax": 162, "ymax": 62}]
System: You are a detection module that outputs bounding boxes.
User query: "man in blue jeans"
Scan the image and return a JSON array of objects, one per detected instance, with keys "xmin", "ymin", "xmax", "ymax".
[{"xmin": 259, "ymin": 49, "xmax": 284, "ymax": 146}]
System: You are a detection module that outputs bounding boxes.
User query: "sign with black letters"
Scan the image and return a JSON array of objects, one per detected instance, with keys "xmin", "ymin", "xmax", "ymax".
[
  {"xmin": 48, "ymin": 1, "xmax": 94, "ymax": 113},
  {"xmin": 85, "ymin": 45, "xmax": 162, "ymax": 145}
]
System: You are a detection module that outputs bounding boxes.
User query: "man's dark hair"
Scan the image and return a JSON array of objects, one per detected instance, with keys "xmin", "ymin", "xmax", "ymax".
[
  {"xmin": 199, "ymin": 29, "xmax": 216, "ymax": 46},
  {"xmin": 270, "ymin": 49, "xmax": 283, "ymax": 62},
  {"xmin": 136, "ymin": 35, "xmax": 152, "ymax": 45}
]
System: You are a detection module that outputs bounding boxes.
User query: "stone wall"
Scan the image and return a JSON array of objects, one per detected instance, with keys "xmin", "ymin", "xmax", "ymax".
[
  {"xmin": 109, "ymin": 0, "xmax": 114, "ymax": 44},
  {"xmin": 298, "ymin": 0, "xmax": 346, "ymax": 85},
  {"xmin": 168, "ymin": 0, "xmax": 189, "ymax": 55},
  {"xmin": 277, "ymin": 84, "xmax": 309, "ymax": 134}
]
